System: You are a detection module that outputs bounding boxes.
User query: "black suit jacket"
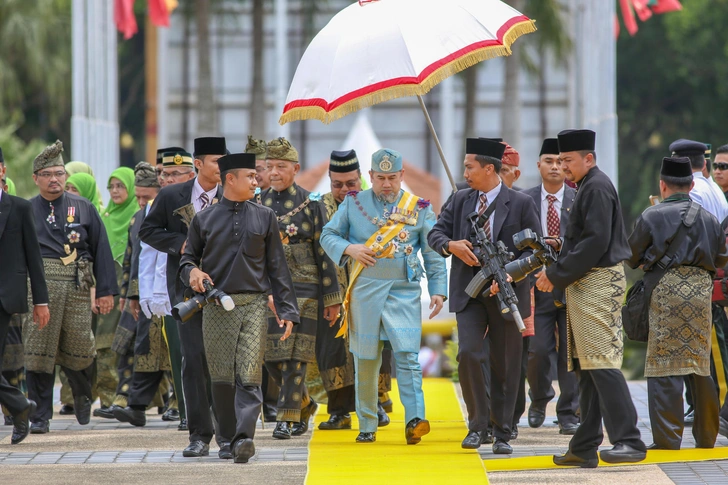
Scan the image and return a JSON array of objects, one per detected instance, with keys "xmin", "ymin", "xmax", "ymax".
[
  {"xmin": 138, "ymin": 178, "xmax": 223, "ymax": 304},
  {"xmin": 0, "ymin": 194, "xmax": 49, "ymax": 314},
  {"xmin": 428, "ymin": 185, "xmax": 541, "ymax": 314},
  {"xmin": 523, "ymin": 184, "xmax": 576, "ymax": 313}
]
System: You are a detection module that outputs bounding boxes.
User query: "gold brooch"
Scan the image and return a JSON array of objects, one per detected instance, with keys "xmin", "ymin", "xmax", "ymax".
[
  {"xmin": 174, "ymin": 154, "xmax": 183, "ymax": 165},
  {"xmin": 379, "ymin": 155, "xmax": 392, "ymax": 172}
]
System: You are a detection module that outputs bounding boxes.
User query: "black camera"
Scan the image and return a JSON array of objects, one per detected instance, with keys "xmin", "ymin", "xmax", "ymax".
[
  {"xmin": 504, "ymin": 229, "xmax": 559, "ymax": 283},
  {"xmin": 172, "ymin": 280, "xmax": 235, "ymax": 323}
]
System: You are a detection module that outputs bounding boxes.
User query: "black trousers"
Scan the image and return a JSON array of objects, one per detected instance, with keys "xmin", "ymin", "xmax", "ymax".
[
  {"xmin": 526, "ymin": 305, "xmax": 579, "ymax": 425},
  {"xmin": 648, "ymin": 375, "xmax": 718, "ymax": 449},
  {"xmin": 27, "ymin": 364, "xmax": 93, "ymax": 422},
  {"xmin": 0, "ymin": 306, "xmax": 28, "ymax": 416},
  {"xmin": 261, "ymin": 365, "xmax": 279, "ymax": 417},
  {"xmin": 327, "ymin": 385, "xmax": 356, "ymax": 415},
  {"xmin": 513, "ymin": 336, "xmax": 530, "ymax": 427},
  {"xmin": 212, "ymin": 378, "xmax": 262, "ymax": 446},
  {"xmin": 128, "ymin": 370, "xmax": 164, "ymax": 410},
  {"xmin": 457, "ymin": 298, "xmax": 523, "ymax": 441},
  {"xmin": 568, "ymin": 361, "xmax": 645, "ymax": 459},
  {"xmin": 178, "ymin": 312, "xmax": 215, "ymax": 444}
]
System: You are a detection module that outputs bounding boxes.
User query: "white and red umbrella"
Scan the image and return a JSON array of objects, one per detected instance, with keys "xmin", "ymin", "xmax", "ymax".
[{"xmin": 278, "ymin": 0, "xmax": 536, "ymax": 188}]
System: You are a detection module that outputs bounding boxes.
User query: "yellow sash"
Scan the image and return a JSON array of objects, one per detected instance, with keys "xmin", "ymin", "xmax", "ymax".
[{"xmin": 336, "ymin": 192, "xmax": 419, "ymax": 338}]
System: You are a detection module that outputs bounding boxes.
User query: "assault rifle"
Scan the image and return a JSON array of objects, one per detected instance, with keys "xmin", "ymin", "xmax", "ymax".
[{"xmin": 463, "ymin": 211, "xmax": 526, "ymax": 333}]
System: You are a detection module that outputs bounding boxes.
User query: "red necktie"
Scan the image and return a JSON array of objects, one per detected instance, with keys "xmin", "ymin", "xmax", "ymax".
[
  {"xmin": 478, "ymin": 193, "xmax": 492, "ymax": 241},
  {"xmin": 546, "ymin": 195, "xmax": 560, "ymax": 237}
]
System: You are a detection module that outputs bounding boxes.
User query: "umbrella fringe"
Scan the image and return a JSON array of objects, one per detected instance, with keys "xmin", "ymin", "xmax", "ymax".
[{"xmin": 279, "ymin": 19, "xmax": 537, "ymax": 126}]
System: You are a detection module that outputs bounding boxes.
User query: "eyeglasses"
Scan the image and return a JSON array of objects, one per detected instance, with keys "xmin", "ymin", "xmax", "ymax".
[
  {"xmin": 715, "ymin": 163, "xmax": 728, "ymax": 171},
  {"xmin": 160, "ymin": 171, "xmax": 193, "ymax": 179},
  {"xmin": 107, "ymin": 183, "xmax": 126, "ymax": 191},
  {"xmin": 331, "ymin": 180, "xmax": 360, "ymax": 189},
  {"xmin": 36, "ymin": 170, "xmax": 67, "ymax": 179}
]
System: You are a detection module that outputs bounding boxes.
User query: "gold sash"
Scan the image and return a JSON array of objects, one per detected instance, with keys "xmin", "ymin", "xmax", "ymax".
[{"xmin": 336, "ymin": 192, "xmax": 419, "ymax": 338}]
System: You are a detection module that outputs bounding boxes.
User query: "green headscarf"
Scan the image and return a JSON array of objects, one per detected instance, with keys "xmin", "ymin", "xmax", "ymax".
[
  {"xmin": 65, "ymin": 161, "xmax": 105, "ymax": 212},
  {"xmin": 5, "ymin": 177, "xmax": 16, "ymax": 195},
  {"xmin": 102, "ymin": 167, "xmax": 138, "ymax": 263},
  {"xmin": 67, "ymin": 173, "xmax": 103, "ymax": 212}
]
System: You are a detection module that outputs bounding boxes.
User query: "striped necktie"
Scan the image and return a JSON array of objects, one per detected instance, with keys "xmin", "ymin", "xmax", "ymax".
[
  {"xmin": 478, "ymin": 193, "xmax": 492, "ymax": 241},
  {"xmin": 200, "ymin": 192, "xmax": 210, "ymax": 210}
]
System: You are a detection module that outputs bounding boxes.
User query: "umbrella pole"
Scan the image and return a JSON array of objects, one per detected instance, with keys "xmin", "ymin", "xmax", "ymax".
[{"xmin": 417, "ymin": 95, "xmax": 457, "ymax": 192}]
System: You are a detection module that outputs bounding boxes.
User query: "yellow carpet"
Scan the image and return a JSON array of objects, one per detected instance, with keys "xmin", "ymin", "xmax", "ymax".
[
  {"xmin": 484, "ymin": 447, "xmax": 728, "ymax": 472},
  {"xmin": 305, "ymin": 378, "xmax": 489, "ymax": 485}
]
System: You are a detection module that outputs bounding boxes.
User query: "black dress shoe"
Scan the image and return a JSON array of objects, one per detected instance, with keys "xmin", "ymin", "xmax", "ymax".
[
  {"xmin": 493, "ymin": 438, "xmax": 513, "ymax": 454},
  {"xmin": 218, "ymin": 442, "xmax": 233, "ymax": 459},
  {"xmin": 553, "ymin": 451, "xmax": 598, "ymax": 468},
  {"xmin": 559, "ymin": 422, "xmax": 579, "ymax": 435},
  {"xmin": 11, "ymin": 400, "xmax": 36, "ymax": 445},
  {"xmin": 233, "ymin": 438, "xmax": 256, "ymax": 463},
  {"xmin": 30, "ymin": 420, "xmax": 50, "ymax": 434},
  {"xmin": 510, "ymin": 424, "xmax": 519, "ymax": 440},
  {"xmin": 162, "ymin": 408, "xmax": 180, "ymax": 422},
  {"xmin": 405, "ymin": 417, "xmax": 430, "ymax": 445},
  {"xmin": 377, "ymin": 402, "xmax": 390, "ymax": 427},
  {"xmin": 73, "ymin": 395, "xmax": 91, "ymax": 425},
  {"xmin": 719, "ymin": 416, "xmax": 728, "ymax": 438},
  {"xmin": 93, "ymin": 405, "xmax": 119, "ymax": 420},
  {"xmin": 272, "ymin": 421, "xmax": 292, "ymax": 440},
  {"xmin": 318, "ymin": 414, "xmax": 352, "ymax": 430},
  {"xmin": 528, "ymin": 404, "xmax": 546, "ymax": 428},
  {"xmin": 684, "ymin": 409, "xmax": 695, "ymax": 426},
  {"xmin": 356, "ymin": 432, "xmax": 376, "ymax": 443},
  {"xmin": 599, "ymin": 443, "xmax": 647, "ymax": 464},
  {"xmin": 291, "ymin": 400, "xmax": 318, "ymax": 436},
  {"xmin": 178, "ymin": 418, "xmax": 188, "ymax": 431},
  {"xmin": 461, "ymin": 430, "xmax": 484, "ymax": 449},
  {"xmin": 183, "ymin": 440, "xmax": 210, "ymax": 457},
  {"xmin": 113, "ymin": 406, "xmax": 147, "ymax": 427}
]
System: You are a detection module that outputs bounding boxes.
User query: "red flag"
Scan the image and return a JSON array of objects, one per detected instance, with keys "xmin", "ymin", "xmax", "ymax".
[
  {"xmin": 632, "ymin": 0, "xmax": 653, "ymax": 22},
  {"xmin": 149, "ymin": 0, "xmax": 171, "ymax": 27},
  {"xmin": 619, "ymin": 0, "xmax": 639, "ymax": 36},
  {"xmin": 115, "ymin": 0, "xmax": 138, "ymax": 40},
  {"xmin": 651, "ymin": 0, "xmax": 682, "ymax": 14}
]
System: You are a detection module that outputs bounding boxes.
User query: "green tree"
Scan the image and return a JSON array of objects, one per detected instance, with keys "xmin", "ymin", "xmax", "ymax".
[
  {"xmin": 0, "ymin": 0, "xmax": 72, "ymax": 143},
  {"xmin": 616, "ymin": 0, "xmax": 728, "ymax": 227}
]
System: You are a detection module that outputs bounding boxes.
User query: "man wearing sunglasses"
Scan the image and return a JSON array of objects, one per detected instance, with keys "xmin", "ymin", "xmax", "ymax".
[{"xmin": 712, "ymin": 145, "xmax": 728, "ymax": 202}]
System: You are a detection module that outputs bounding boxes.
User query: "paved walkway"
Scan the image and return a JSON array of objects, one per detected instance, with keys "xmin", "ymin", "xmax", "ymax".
[{"xmin": 1, "ymin": 381, "xmax": 728, "ymax": 484}]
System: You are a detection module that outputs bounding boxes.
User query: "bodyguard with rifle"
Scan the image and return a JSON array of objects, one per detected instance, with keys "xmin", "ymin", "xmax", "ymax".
[{"xmin": 428, "ymin": 138, "xmax": 540, "ymax": 454}]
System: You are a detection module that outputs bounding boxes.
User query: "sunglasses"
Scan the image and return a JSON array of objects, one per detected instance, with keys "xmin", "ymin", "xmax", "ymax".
[{"xmin": 715, "ymin": 163, "xmax": 728, "ymax": 171}]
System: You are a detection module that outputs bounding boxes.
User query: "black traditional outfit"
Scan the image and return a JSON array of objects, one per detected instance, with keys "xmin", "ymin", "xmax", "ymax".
[
  {"xmin": 261, "ymin": 182, "xmax": 341, "ymax": 422},
  {"xmin": 627, "ymin": 158, "xmax": 728, "ymax": 449},
  {"xmin": 27, "ymin": 184, "xmax": 118, "ymax": 425},
  {"xmin": 180, "ymin": 153, "xmax": 299, "ymax": 461},
  {"xmin": 546, "ymin": 130, "xmax": 646, "ymax": 463}
]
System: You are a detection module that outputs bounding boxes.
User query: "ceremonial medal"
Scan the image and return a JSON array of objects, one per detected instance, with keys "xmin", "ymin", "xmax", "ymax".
[
  {"xmin": 47, "ymin": 202, "xmax": 56, "ymax": 224},
  {"xmin": 68, "ymin": 231, "xmax": 80, "ymax": 244},
  {"xmin": 379, "ymin": 155, "xmax": 393, "ymax": 172},
  {"xmin": 67, "ymin": 206, "xmax": 76, "ymax": 223}
]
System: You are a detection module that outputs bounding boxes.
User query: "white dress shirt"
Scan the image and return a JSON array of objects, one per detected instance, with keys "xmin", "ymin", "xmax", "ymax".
[
  {"xmin": 540, "ymin": 184, "xmax": 565, "ymax": 237},
  {"xmin": 475, "ymin": 182, "xmax": 503, "ymax": 241},
  {"xmin": 691, "ymin": 172, "xmax": 728, "ymax": 222},
  {"xmin": 191, "ymin": 178, "xmax": 218, "ymax": 213}
]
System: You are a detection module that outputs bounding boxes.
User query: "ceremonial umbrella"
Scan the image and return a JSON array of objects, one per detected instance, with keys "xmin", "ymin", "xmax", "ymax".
[{"xmin": 279, "ymin": 0, "xmax": 536, "ymax": 190}]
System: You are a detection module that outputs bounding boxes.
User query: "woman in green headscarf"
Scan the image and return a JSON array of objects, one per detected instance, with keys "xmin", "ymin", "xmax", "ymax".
[
  {"xmin": 102, "ymin": 167, "xmax": 138, "ymax": 263},
  {"xmin": 65, "ymin": 161, "xmax": 105, "ymax": 212},
  {"xmin": 95, "ymin": 166, "xmax": 138, "ymax": 413},
  {"xmin": 66, "ymin": 173, "xmax": 103, "ymax": 212}
]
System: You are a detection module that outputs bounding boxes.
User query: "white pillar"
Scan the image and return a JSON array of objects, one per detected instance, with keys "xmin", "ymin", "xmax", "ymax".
[
  {"xmin": 71, "ymin": 0, "xmax": 119, "ymax": 203},
  {"xmin": 275, "ymin": 0, "xmax": 290, "ymax": 138},
  {"xmin": 439, "ymin": 77, "xmax": 458, "ymax": 202}
]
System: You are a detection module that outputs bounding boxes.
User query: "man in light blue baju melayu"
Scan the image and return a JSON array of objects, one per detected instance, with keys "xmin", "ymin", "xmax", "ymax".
[{"xmin": 320, "ymin": 148, "xmax": 447, "ymax": 445}]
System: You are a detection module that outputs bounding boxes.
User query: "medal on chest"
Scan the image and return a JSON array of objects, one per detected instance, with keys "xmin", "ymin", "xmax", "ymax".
[
  {"xmin": 47, "ymin": 202, "xmax": 56, "ymax": 224},
  {"xmin": 67, "ymin": 206, "xmax": 76, "ymax": 223}
]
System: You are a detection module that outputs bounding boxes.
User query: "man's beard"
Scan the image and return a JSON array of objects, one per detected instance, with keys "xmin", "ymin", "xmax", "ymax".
[{"xmin": 375, "ymin": 192, "xmax": 398, "ymax": 204}]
